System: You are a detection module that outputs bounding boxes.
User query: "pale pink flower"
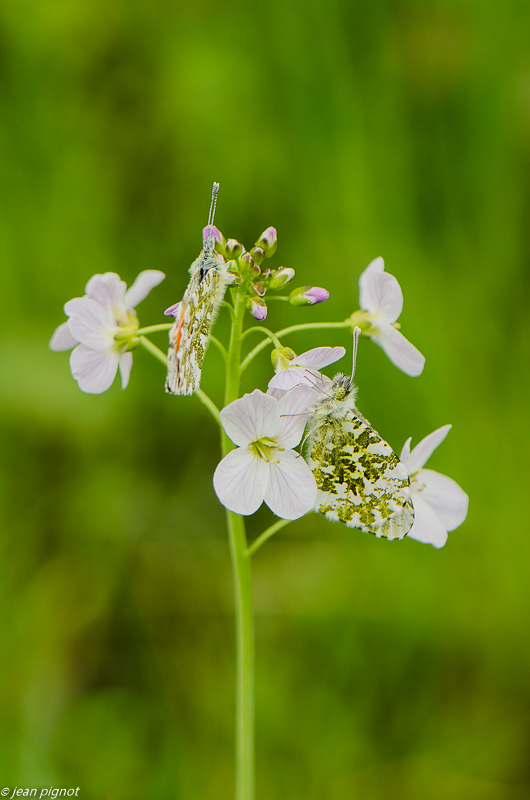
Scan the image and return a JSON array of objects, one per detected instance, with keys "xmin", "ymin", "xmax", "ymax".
[
  {"xmin": 358, "ymin": 257, "xmax": 425, "ymax": 376},
  {"xmin": 50, "ymin": 270, "xmax": 165, "ymax": 393},
  {"xmin": 268, "ymin": 346, "xmax": 345, "ymax": 392},
  {"xmin": 214, "ymin": 388, "xmax": 317, "ymax": 519},
  {"xmin": 400, "ymin": 425, "xmax": 469, "ymax": 548}
]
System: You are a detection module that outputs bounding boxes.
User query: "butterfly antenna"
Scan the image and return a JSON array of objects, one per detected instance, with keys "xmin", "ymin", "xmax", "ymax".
[
  {"xmin": 205, "ymin": 182, "xmax": 220, "ymax": 249},
  {"xmin": 351, "ymin": 326, "xmax": 361, "ymax": 379},
  {"xmin": 301, "ymin": 371, "xmax": 334, "ymax": 399}
]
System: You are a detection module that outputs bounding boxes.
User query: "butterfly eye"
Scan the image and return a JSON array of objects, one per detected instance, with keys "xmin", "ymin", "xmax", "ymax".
[{"xmin": 336, "ymin": 388, "xmax": 346, "ymax": 401}]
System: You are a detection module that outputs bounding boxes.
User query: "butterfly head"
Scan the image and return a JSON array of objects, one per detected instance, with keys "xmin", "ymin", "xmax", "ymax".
[
  {"xmin": 331, "ymin": 372, "xmax": 353, "ymax": 401},
  {"xmin": 310, "ymin": 372, "xmax": 358, "ymax": 421}
]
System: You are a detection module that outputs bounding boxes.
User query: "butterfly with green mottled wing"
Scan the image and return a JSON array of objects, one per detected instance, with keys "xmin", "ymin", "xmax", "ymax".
[{"xmin": 306, "ymin": 329, "xmax": 414, "ymax": 540}]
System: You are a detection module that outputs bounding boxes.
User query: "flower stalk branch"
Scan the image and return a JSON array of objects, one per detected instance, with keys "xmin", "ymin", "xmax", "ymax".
[{"xmin": 246, "ymin": 518, "xmax": 292, "ymax": 556}]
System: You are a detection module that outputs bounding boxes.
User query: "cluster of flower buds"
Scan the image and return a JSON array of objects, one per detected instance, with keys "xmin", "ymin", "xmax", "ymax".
[{"xmin": 204, "ymin": 225, "xmax": 329, "ymax": 321}]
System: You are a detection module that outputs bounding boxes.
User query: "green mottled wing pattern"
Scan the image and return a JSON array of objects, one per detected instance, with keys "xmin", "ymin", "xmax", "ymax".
[
  {"xmin": 166, "ymin": 251, "xmax": 225, "ymax": 396},
  {"xmin": 307, "ymin": 410, "xmax": 414, "ymax": 540}
]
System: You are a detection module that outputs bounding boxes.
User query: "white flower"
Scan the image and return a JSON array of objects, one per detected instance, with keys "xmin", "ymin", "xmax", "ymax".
[
  {"xmin": 400, "ymin": 425, "xmax": 469, "ymax": 548},
  {"xmin": 214, "ymin": 388, "xmax": 318, "ymax": 520},
  {"xmin": 50, "ymin": 270, "xmax": 165, "ymax": 393},
  {"xmin": 268, "ymin": 346, "xmax": 345, "ymax": 392},
  {"xmin": 357, "ymin": 257, "xmax": 425, "ymax": 377}
]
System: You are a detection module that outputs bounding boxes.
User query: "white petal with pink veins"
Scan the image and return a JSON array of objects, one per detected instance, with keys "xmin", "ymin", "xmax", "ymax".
[
  {"xmin": 70, "ymin": 345, "xmax": 120, "ymax": 394},
  {"xmin": 416, "ymin": 469, "xmax": 469, "ymax": 532},
  {"xmin": 276, "ymin": 385, "xmax": 316, "ymax": 448},
  {"xmin": 360, "ymin": 269, "xmax": 403, "ymax": 322},
  {"xmin": 372, "ymin": 324, "xmax": 425, "ymax": 376},
  {"xmin": 85, "ymin": 273, "xmax": 127, "ymax": 309},
  {"xmin": 119, "ymin": 352, "xmax": 133, "ymax": 389},
  {"xmin": 213, "ymin": 448, "xmax": 270, "ymax": 515},
  {"xmin": 403, "ymin": 425, "xmax": 451, "ymax": 473},
  {"xmin": 407, "ymin": 493, "xmax": 448, "ymax": 548},
  {"xmin": 220, "ymin": 390, "xmax": 281, "ymax": 446},
  {"xmin": 65, "ymin": 297, "xmax": 118, "ymax": 351},
  {"xmin": 293, "ymin": 346, "xmax": 345, "ymax": 369},
  {"xmin": 49, "ymin": 321, "xmax": 78, "ymax": 351},
  {"xmin": 124, "ymin": 270, "xmax": 165, "ymax": 309},
  {"xmin": 264, "ymin": 450, "xmax": 317, "ymax": 520}
]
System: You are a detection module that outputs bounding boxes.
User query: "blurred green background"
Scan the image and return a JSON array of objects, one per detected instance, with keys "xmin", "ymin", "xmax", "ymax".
[{"xmin": 1, "ymin": 0, "xmax": 529, "ymax": 798}]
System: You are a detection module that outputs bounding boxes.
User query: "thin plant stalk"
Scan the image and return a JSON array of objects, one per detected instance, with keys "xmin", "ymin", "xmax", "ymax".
[{"xmin": 223, "ymin": 289, "xmax": 255, "ymax": 800}]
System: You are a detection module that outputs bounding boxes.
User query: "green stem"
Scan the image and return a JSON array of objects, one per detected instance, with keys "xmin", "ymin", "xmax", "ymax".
[
  {"xmin": 240, "ymin": 321, "xmax": 350, "ymax": 372},
  {"xmin": 195, "ymin": 390, "xmax": 221, "ymax": 425},
  {"xmin": 226, "ymin": 509, "xmax": 254, "ymax": 800},
  {"xmin": 138, "ymin": 337, "xmax": 220, "ymax": 425},
  {"xmin": 138, "ymin": 336, "xmax": 168, "ymax": 365},
  {"xmin": 210, "ymin": 335, "xmax": 228, "ymax": 362},
  {"xmin": 241, "ymin": 325, "xmax": 282, "ymax": 348},
  {"xmin": 221, "ymin": 300, "xmax": 236, "ymax": 321},
  {"xmin": 222, "ymin": 290, "xmax": 254, "ymax": 800},
  {"xmin": 136, "ymin": 323, "xmax": 173, "ymax": 335},
  {"xmin": 246, "ymin": 518, "xmax": 291, "ymax": 557}
]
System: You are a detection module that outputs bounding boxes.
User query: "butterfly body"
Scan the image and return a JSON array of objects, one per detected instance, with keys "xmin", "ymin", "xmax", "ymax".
[
  {"xmin": 166, "ymin": 183, "xmax": 230, "ymax": 395},
  {"xmin": 307, "ymin": 373, "xmax": 414, "ymax": 539}
]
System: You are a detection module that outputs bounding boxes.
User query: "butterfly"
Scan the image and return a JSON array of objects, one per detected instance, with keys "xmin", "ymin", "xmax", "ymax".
[
  {"xmin": 166, "ymin": 182, "xmax": 231, "ymax": 395},
  {"xmin": 305, "ymin": 329, "xmax": 414, "ymax": 539}
]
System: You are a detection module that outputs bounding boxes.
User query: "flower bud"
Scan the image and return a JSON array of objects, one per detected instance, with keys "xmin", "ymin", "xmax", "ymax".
[
  {"xmin": 256, "ymin": 227, "xmax": 277, "ymax": 257},
  {"xmin": 251, "ymin": 282, "xmax": 266, "ymax": 297},
  {"xmin": 289, "ymin": 286, "xmax": 329, "ymax": 306},
  {"xmin": 250, "ymin": 246, "xmax": 265, "ymax": 265},
  {"xmin": 269, "ymin": 267, "xmax": 295, "ymax": 291},
  {"xmin": 271, "ymin": 346, "xmax": 297, "ymax": 372},
  {"xmin": 225, "ymin": 239, "xmax": 244, "ymax": 259},
  {"xmin": 246, "ymin": 297, "xmax": 268, "ymax": 321},
  {"xmin": 260, "ymin": 268, "xmax": 271, "ymax": 280},
  {"xmin": 239, "ymin": 252, "xmax": 260, "ymax": 278},
  {"xmin": 203, "ymin": 225, "xmax": 226, "ymax": 254}
]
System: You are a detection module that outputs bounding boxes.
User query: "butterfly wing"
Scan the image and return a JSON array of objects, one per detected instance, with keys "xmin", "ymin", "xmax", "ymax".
[
  {"xmin": 166, "ymin": 252, "xmax": 226, "ymax": 395},
  {"xmin": 307, "ymin": 410, "xmax": 414, "ymax": 539}
]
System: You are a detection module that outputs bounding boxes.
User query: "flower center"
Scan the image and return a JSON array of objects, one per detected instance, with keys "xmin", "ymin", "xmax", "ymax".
[
  {"xmin": 114, "ymin": 308, "xmax": 139, "ymax": 329},
  {"xmin": 249, "ymin": 437, "xmax": 281, "ymax": 463},
  {"xmin": 345, "ymin": 309, "xmax": 379, "ymax": 335},
  {"xmin": 113, "ymin": 311, "xmax": 140, "ymax": 350}
]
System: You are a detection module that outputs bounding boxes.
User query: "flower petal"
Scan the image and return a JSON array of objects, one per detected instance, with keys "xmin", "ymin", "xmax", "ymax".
[
  {"xmin": 264, "ymin": 450, "xmax": 317, "ymax": 520},
  {"xmin": 49, "ymin": 321, "xmax": 78, "ymax": 351},
  {"xmin": 293, "ymin": 346, "xmax": 346, "ymax": 370},
  {"xmin": 365, "ymin": 256, "xmax": 385, "ymax": 274},
  {"xmin": 220, "ymin": 390, "xmax": 280, "ymax": 446},
  {"xmin": 371, "ymin": 324, "xmax": 425, "ymax": 376},
  {"xmin": 359, "ymin": 269, "xmax": 403, "ymax": 322},
  {"xmin": 213, "ymin": 447, "xmax": 269, "ymax": 515},
  {"xmin": 407, "ymin": 493, "xmax": 448, "ymax": 548},
  {"xmin": 400, "ymin": 437, "xmax": 413, "ymax": 471},
  {"xmin": 416, "ymin": 468, "xmax": 469, "ymax": 532},
  {"xmin": 268, "ymin": 367, "xmax": 319, "ymax": 391},
  {"xmin": 64, "ymin": 296, "xmax": 118, "ymax": 351},
  {"xmin": 267, "ymin": 386, "xmax": 287, "ymax": 401},
  {"xmin": 407, "ymin": 425, "xmax": 452, "ymax": 473},
  {"xmin": 119, "ymin": 351, "xmax": 133, "ymax": 389},
  {"xmin": 85, "ymin": 273, "xmax": 127, "ymax": 309},
  {"xmin": 69, "ymin": 345, "xmax": 119, "ymax": 394},
  {"xmin": 124, "ymin": 270, "xmax": 165, "ymax": 309},
  {"xmin": 276, "ymin": 385, "xmax": 316, "ymax": 448}
]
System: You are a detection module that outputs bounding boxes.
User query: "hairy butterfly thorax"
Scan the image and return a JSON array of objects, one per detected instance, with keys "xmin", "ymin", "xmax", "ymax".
[
  {"xmin": 306, "ymin": 333, "xmax": 414, "ymax": 540},
  {"xmin": 166, "ymin": 182, "xmax": 231, "ymax": 395}
]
